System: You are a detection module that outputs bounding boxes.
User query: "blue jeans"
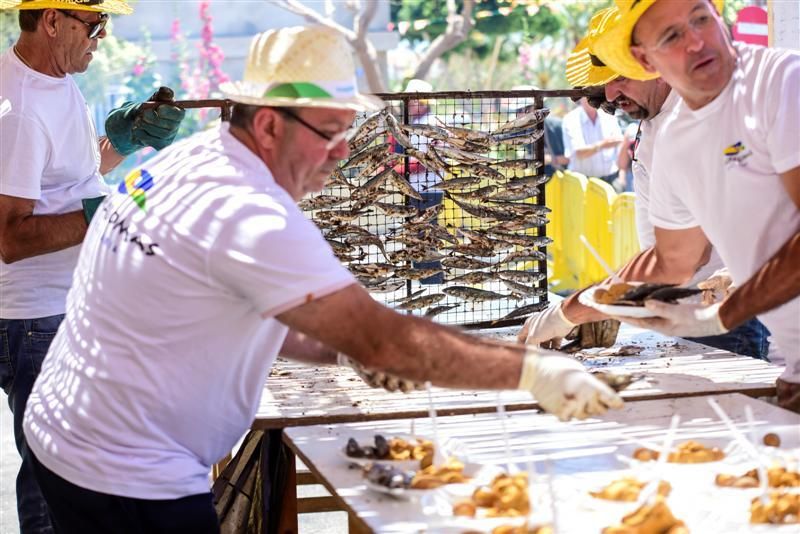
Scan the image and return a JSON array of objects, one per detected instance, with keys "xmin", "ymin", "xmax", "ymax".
[
  {"xmin": 1, "ymin": 315, "xmax": 63, "ymax": 534},
  {"xmin": 687, "ymin": 317, "xmax": 771, "ymax": 361}
]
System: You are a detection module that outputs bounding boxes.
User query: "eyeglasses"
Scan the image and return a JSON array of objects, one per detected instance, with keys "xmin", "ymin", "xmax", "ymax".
[
  {"xmin": 59, "ymin": 10, "xmax": 108, "ymax": 40},
  {"xmin": 274, "ymin": 108, "xmax": 351, "ymax": 150},
  {"xmin": 642, "ymin": 7, "xmax": 715, "ymax": 53}
]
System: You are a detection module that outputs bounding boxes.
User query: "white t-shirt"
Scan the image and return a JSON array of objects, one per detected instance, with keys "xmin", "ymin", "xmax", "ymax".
[
  {"xmin": 24, "ymin": 123, "xmax": 356, "ymax": 499},
  {"xmin": 648, "ymin": 44, "xmax": 800, "ymax": 378},
  {"xmin": 633, "ymin": 89, "xmax": 724, "ymax": 286},
  {"xmin": 0, "ymin": 48, "xmax": 109, "ymax": 318},
  {"xmin": 562, "ymin": 106, "xmax": 621, "ymax": 178}
]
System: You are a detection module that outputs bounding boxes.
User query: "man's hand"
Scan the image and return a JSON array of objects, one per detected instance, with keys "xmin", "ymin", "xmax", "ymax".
[
  {"xmin": 616, "ymin": 301, "xmax": 728, "ymax": 338},
  {"xmin": 337, "ymin": 353, "xmax": 423, "ymax": 393},
  {"xmin": 518, "ymin": 349, "xmax": 623, "ymax": 421},
  {"xmin": 517, "ymin": 302, "xmax": 576, "ymax": 349},
  {"xmin": 697, "ymin": 268, "xmax": 734, "ymax": 303},
  {"xmin": 105, "ymin": 87, "xmax": 186, "ymax": 157}
]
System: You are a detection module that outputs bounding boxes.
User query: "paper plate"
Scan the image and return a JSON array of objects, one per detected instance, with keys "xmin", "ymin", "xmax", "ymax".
[{"xmin": 578, "ymin": 286, "xmax": 659, "ymax": 318}]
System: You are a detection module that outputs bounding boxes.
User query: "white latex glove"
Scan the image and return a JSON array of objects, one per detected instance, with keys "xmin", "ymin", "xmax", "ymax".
[
  {"xmin": 517, "ymin": 302, "xmax": 576, "ymax": 349},
  {"xmin": 337, "ymin": 353, "xmax": 423, "ymax": 393},
  {"xmin": 617, "ymin": 301, "xmax": 728, "ymax": 338},
  {"xmin": 518, "ymin": 349, "xmax": 624, "ymax": 421},
  {"xmin": 697, "ymin": 268, "xmax": 734, "ymax": 301}
]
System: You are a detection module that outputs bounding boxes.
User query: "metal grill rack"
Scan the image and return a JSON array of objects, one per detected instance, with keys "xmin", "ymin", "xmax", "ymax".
[{"xmin": 303, "ymin": 88, "xmax": 589, "ymax": 328}]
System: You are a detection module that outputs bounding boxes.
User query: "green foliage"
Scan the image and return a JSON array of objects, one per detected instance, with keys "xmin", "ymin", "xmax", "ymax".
[{"xmin": 393, "ymin": 0, "xmax": 564, "ymax": 61}]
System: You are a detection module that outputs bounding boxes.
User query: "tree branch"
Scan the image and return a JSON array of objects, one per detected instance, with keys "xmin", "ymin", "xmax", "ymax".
[{"xmin": 412, "ymin": 0, "xmax": 476, "ymax": 81}]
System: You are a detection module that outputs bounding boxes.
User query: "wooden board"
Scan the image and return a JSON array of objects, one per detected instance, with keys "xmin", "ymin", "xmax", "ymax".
[
  {"xmin": 254, "ymin": 326, "xmax": 782, "ymax": 430},
  {"xmin": 284, "ymin": 393, "xmax": 800, "ymax": 533}
]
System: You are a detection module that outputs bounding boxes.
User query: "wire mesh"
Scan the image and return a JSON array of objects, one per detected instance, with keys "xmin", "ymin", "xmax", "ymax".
[{"xmin": 303, "ymin": 89, "xmax": 583, "ymax": 328}]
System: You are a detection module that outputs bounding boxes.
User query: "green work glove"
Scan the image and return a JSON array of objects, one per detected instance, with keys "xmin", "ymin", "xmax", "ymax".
[
  {"xmin": 81, "ymin": 196, "xmax": 106, "ymax": 225},
  {"xmin": 105, "ymin": 87, "xmax": 186, "ymax": 157}
]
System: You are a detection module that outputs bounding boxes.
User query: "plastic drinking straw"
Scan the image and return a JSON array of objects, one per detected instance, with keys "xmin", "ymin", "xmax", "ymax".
[
  {"xmin": 496, "ymin": 393, "xmax": 515, "ymax": 474},
  {"xmin": 544, "ymin": 456, "xmax": 560, "ymax": 533},
  {"xmin": 425, "ymin": 381, "xmax": 446, "ymax": 465},
  {"xmin": 744, "ymin": 405, "xmax": 770, "ymax": 501},
  {"xmin": 579, "ymin": 234, "xmax": 622, "ymax": 284},
  {"xmin": 707, "ymin": 398, "xmax": 770, "ymax": 502},
  {"xmin": 639, "ymin": 414, "xmax": 680, "ymax": 505}
]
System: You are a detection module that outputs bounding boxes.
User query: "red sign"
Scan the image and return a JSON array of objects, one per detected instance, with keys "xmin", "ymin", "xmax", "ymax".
[{"xmin": 732, "ymin": 6, "xmax": 769, "ymax": 46}]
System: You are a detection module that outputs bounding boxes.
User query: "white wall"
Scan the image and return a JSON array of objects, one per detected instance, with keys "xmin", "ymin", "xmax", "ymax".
[{"xmin": 769, "ymin": 0, "xmax": 800, "ymax": 50}]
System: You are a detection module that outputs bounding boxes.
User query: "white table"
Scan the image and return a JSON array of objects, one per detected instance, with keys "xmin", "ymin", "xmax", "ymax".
[{"xmin": 284, "ymin": 393, "xmax": 800, "ymax": 533}]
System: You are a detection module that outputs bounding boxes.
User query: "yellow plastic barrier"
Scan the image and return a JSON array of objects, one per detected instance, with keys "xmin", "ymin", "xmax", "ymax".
[
  {"xmin": 554, "ymin": 171, "xmax": 589, "ymax": 291},
  {"xmin": 583, "ymin": 178, "xmax": 617, "ymax": 285},
  {"xmin": 611, "ymin": 192, "xmax": 641, "ymax": 268},
  {"xmin": 542, "ymin": 171, "xmax": 564, "ymax": 285}
]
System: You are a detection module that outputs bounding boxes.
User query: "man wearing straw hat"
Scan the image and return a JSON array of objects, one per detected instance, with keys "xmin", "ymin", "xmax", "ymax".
[
  {"xmin": 0, "ymin": 0, "xmax": 184, "ymax": 531},
  {"xmin": 588, "ymin": 0, "xmax": 800, "ymax": 411},
  {"xmin": 520, "ymin": 3, "xmax": 771, "ymax": 363},
  {"xmin": 20, "ymin": 25, "xmax": 622, "ymax": 531}
]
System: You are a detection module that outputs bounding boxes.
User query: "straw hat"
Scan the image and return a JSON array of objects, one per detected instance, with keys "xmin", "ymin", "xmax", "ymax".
[
  {"xmin": 592, "ymin": 0, "xmax": 724, "ymax": 81},
  {"xmin": 0, "ymin": 0, "xmax": 133, "ymax": 15},
  {"xmin": 220, "ymin": 25, "xmax": 384, "ymax": 112},
  {"xmin": 565, "ymin": 7, "xmax": 623, "ymax": 87}
]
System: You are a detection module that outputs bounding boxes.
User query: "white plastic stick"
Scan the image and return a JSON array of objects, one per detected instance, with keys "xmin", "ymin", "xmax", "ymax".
[
  {"xmin": 580, "ymin": 234, "xmax": 622, "ymax": 283},
  {"xmin": 744, "ymin": 405, "xmax": 770, "ymax": 501},
  {"xmin": 639, "ymin": 414, "xmax": 680, "ymax": 505},
  {"xmin": 545, "ymin": 456, "xmax": 560, "ymax": 534},
  {"xmin": 425, "ymin": 381, "xmax": 446, "ymax": 465},
  {"xmin": 496, "ymin": 393, "xmax": 514, "ymax": 474}
]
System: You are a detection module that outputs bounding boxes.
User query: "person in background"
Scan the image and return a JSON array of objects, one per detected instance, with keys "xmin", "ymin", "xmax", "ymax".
[
  {"xmin": 0, "ymin": 1, "xmax": 184, "ymax": 532},
  {"xmin": 401, "ymin": 78, "xmax": 445, "ymax": 283},
  {"xmin": 561, "ymin": 95, "xmax": 624, "ymax": 190}
]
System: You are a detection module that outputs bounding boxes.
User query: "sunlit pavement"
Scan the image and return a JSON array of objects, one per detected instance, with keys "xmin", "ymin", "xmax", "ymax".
[{"xmin": 1, "ymin": 408, "xmax": 20, "ymax": 533}]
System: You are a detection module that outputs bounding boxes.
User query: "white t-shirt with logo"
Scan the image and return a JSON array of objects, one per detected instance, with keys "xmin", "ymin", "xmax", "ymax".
[
  {"xmin": 648, "ymin": 44, "xmax": 800, "ymax": 378},
  {"xmin": 24, "ymin": 123, "xmax": 356, "ymax": 499},
  {"xmin": 562, "ymin": 106, "xmax": 622, "ymax": 178},
  {"xmin": 633, "ymin": 89, "xmax": 724, "ymax": 286},
  {"xmin": 0, "ymin": 48, "xmax": 109, "ymax": 318}
]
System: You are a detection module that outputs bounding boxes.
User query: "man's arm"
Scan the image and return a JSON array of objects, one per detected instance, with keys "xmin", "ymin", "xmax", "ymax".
[
  {"xmin": 279, "ymin": 329, "xmax": 338, "ymax": 365},
  {"xmin": 0, "ymin": 194, "xmax": 86, "ymax": 264},
  {"xmin": 277, "ymin": 284, "xmax": 523, "ymax": 390},
  {"xmin": 718, "ymin": 166, "xmax": 800, "ymax": 329},
  {"xmin": 98, "ymin": 136, "xmax": 125, "ymax": 175},
  {"xmin": 563, "ymin": 225, "xmax": 712, "ymax": 324}
]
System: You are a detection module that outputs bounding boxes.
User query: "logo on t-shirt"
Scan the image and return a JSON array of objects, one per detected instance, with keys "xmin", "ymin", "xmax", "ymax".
[
  {"xmin": 118, "ymin": 169, "xmax": 155, "ymax": 211},
  {"xmin": 723, "ymin": 141, "xmax": 752, "ymax": 168}
]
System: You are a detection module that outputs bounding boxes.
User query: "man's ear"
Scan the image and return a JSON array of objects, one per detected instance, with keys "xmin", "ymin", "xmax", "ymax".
[
  {"xmin": 630, "ymin": 44, "xmax": 659, "ymax": 74},
  {"xmin": 42, "ymin": 9, "xmax": 60, "ymax": 37},
  {"xmin": 251, "ymin": 108, "xmax": 281, "ymax": 149}
]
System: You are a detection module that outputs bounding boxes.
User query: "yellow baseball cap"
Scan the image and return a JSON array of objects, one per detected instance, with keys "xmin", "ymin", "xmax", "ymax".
[
  {"xmin": 592, "ymin": 0, "xmax": 724, "ymax": 81},
  {"xmin": 0, "ymin": 0, "xmax": 133, "ymax": 15},
  {"xmin": 565, "ymin": 7, "xmax": 621, "ymax": 87}
]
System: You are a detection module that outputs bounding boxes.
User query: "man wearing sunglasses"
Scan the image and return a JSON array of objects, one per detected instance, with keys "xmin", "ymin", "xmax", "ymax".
[{"xmin": 0, "ymin": 1, "xmax": 183, "ymax": 531}]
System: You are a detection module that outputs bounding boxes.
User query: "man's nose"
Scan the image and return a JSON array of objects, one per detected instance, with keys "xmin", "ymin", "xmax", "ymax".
[
  {"xmin": 684, "ymin": 26, "xmax": 705, "ymax": 54},
  {"xmin": 604, "ymin": 82, "xmax": 620, "ymax": 103}
]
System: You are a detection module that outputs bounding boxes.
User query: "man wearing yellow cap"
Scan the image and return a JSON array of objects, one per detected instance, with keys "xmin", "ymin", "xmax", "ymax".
[
  {"xmin": 0, "ymin": 1, "xmax": 185, "ymax": 531},
  {"xmin": 521, "ymin": 3, "xmax": 771, "ymax": 363},
  {"xmin": 591, "ymin": 0, "xmax": 800, "ymax": 410},
  {"xmin": 20, "ymin": 25, "xmax": 622, "ymax": 531}
]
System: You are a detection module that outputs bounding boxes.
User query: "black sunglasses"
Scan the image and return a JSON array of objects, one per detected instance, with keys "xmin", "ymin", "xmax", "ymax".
[{"xmin": 59, "ymin": 10, "xmax": 108, "ymax": 39}]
